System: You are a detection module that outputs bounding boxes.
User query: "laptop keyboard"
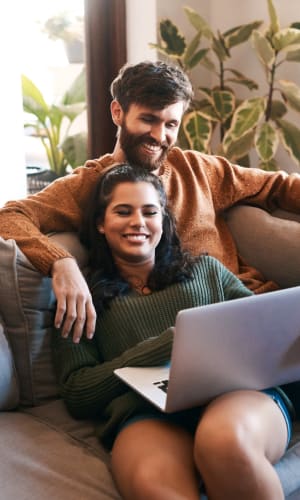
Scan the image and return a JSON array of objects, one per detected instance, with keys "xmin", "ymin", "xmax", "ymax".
[{"xmin": 153, "ymin": 379, "xmax": 169, "ymax": 393}]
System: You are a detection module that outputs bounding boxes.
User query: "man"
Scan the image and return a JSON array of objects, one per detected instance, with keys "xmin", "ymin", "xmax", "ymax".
[{"xmin": 1, "ymin": 60, "xmax": 300, "ymax": 342}]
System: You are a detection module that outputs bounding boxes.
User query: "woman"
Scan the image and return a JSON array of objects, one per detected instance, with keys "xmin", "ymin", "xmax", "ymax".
[{"xmin": 52, "ymin": 163, "xmax": 294, "ymax": 500}]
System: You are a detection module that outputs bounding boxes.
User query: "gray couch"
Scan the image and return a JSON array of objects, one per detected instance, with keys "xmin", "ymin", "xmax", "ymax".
[{"xmin": 1, "ymin": 204, "xmax": 300, "ymax": 500}]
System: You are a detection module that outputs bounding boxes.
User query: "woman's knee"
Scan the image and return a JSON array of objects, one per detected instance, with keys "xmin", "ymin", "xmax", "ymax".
[
  {"xmin": 193, "ymin": 390, "xmax": 287, "ymax": 471},
  {"xmin": 194, "ymin": 392, "xmax": 267, "ymax": 468}
]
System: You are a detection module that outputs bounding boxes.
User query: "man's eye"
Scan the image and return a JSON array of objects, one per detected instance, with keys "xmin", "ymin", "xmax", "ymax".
[
  {"xmin": 167, "ymin": 122, "xmax": 178, "ymax": 129},
  {"xmin": 141, "ymin": 117, "xmax": 154, "ymax": 123}
]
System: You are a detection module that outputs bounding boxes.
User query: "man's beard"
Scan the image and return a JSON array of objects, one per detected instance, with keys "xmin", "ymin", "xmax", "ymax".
[{"xmin": 119, "ymin": 122, "xmax": 172, "ymax": 172}]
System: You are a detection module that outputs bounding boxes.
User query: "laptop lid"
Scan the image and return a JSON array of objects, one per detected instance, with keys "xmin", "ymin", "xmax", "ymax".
[{"xmin": 115, "ymin": 286, "xmax": 300, "ymax": 413}]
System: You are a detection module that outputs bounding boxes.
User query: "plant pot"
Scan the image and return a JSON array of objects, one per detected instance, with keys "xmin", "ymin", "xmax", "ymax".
[
  {"xmin": 64, "ymin": 39, "xmax": 84, "ymax": 63},
  {"xmin": 26, "ymin": 166, "xmax": 59, "ymax": 194}
]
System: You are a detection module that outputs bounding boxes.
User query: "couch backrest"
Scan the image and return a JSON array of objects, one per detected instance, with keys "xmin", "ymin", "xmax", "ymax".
[
  {"xmin": 226, "ymin": 206, "xmax": 300, "ymax": 288},
  {"xmin": 1, "ymin": 206, "xmax": 300, "ymax": 409}
]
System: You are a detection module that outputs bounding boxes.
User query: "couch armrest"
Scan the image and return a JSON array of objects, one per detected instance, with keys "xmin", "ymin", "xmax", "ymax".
[
  {"xmin": 0, "ymin": 320, "xmax": 19, "ymax": 410},
  {"xmin": 226, "ymin": 205, "xmax": 300, "ymax": 288}
]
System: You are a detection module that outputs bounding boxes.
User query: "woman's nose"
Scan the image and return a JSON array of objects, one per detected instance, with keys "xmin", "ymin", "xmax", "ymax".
[{"xmin": 130, "ymin": 211, "xmax": 145, "ymax": 227}]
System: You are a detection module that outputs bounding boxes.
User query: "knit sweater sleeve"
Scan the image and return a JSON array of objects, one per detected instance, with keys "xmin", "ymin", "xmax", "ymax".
[
  {"xmin": 218, "ymin": 259, "xmax": 254, "ymax": 300},
  {"xmin": 52, "ymin": 326, "xmax": 173, "ymax": 419}
]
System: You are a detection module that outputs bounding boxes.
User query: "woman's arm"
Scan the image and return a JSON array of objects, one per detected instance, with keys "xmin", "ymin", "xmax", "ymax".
[{"xmin": 52, "ymin": 326, "xmax": 173, "ymax": 419}]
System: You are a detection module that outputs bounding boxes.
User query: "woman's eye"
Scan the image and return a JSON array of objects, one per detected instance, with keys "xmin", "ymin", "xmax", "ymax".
[
  {"xmin": 144, "ymin": 211, "xmax": 158, "ymax": 217},
  {"xmin": 116, "ymin": 210, "xmax": 130, "ymax": 216}
]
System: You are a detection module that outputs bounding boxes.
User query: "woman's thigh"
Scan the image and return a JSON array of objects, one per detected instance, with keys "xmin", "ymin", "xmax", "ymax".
[
  {"xmin": 195, "ymin": 389, "xmax": 288, "ymax": 463},
  {"xmin": 111, "ymin": 417, "xmax": 200, "ymax": 500}
]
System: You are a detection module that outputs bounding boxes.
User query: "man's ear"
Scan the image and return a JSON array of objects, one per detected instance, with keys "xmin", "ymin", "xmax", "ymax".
[{"xmin": 111, "ymin": 100, "xmax": 124, "ymax": 126}]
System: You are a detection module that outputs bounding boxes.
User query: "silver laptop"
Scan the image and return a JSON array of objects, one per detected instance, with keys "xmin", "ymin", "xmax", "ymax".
[{"xmin": 114, "ymin": 286, "xmax": 300, "ymax": 413}]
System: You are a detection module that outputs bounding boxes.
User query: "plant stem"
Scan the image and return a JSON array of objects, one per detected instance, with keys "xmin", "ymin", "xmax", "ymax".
[
  {"xmin": 219, "ymin": 60, "xmax": 225, "ymax": 140},
  {"xmin": 265, "ymin": 55, "xmax": 277, "ymax": 122}
]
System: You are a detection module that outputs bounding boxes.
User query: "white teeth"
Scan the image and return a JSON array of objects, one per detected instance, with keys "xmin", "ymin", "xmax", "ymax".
[
  {"xmin": 143, "ymin": 143, "xmax": 160, "ymax": 151},
  {"xmin": 124, "ymin": 234, "xmax": 147, "ymax": 240}
]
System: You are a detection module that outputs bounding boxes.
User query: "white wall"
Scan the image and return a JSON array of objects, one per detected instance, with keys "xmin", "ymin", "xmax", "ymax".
[
  {"xmin": 0, "ymin": 3, "xmax": 27, "ymax": 206},
  {"xmin": 126, "ymin": 0, "xmax": 157, "ymax": 63}
]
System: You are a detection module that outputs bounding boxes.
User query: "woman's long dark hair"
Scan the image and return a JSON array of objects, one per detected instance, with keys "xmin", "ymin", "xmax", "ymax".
[{"xmin": 80, "ymin": 163, "xmax": 196, "ymax": 312}]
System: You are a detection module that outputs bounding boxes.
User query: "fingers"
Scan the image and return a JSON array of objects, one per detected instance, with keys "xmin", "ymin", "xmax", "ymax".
[
  {"xmin": 55, "ymin": 291, "xmax": 96, "ymax": 344},
  {"xmin": 51, "ymin": 258, "xmax": 96, "ymax": 343}
]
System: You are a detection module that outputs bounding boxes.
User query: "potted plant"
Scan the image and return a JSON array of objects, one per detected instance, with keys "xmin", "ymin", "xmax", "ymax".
[
  {"xmin": 42, "ymin": 11, "xmax": 84, "ymax": 63},
  {"xmin": 22, "ymin": 67, "xmax": 88, "ymax": 190},
  {"xmin": 152, "ymin": 0, "xmax": 300, "ymax": 170}
]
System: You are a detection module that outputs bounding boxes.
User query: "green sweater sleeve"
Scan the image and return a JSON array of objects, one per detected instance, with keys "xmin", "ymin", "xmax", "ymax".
[{"xmin": 52, "ymin": 326, "xmax": 173, "ymax": 418}]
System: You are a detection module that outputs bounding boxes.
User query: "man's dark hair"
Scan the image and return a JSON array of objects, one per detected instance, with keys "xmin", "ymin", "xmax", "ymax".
[
  {"xmin": 80, "ymin": 163, "xmax": 196, "ymax": 312},
  {"xmin": 110, "ymin": 60, "xmax": 194, "ymax": 113}
]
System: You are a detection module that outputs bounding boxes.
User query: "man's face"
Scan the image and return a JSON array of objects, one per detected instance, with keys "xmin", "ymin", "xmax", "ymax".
[{"xmin": 117, "ymin": 102, "xmax": 184, "ymax": 172}]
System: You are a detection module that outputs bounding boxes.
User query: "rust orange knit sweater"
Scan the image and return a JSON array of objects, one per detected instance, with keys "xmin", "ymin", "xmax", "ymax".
[{"xmin": 1, "ymin": 148, "xmax": 300, "ymax": 292}]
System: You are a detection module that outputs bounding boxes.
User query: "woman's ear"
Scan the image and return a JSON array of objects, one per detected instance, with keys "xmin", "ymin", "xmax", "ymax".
[
  {"xmin": 96, "ymin": 220, "xmax": 105, "ymax": 234},
  {"xmin": 111, "ymin": 100, "xmax": 124, "ymax": 126}
]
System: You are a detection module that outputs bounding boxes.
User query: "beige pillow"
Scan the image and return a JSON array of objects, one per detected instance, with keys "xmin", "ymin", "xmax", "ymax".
[
  {"xmin": 226, "ymin": 206, "xmax": 300, "ymax": 288},
  {"xmin": 0, "ymin": 234, "xmax": 88, "ymax": 407}
]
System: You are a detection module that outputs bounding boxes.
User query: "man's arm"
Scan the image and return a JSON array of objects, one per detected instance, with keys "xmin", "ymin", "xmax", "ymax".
[
  {"xmin": 51, "ymin": 257, "xmax": 96, "ymax": 343},
  {"xmin": 0, "ymin": 163, "xmax": 104, "ymax": 340}
]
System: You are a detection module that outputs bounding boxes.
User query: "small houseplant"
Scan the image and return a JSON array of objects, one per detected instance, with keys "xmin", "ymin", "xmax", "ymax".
[
  {"xmin": 22, "ymin": 68, "xmax": 87, "ymax": 178},
  {"xmin": 41, "ymin": 12, "xmax": 84, "ymax": 63}
]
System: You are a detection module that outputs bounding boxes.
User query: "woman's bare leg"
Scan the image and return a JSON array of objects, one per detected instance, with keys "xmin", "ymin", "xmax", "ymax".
[
  {"xmin": 111, "ymin": 418, "xmax": 200, "ymax": 500},
  {"xmin": 194, "ymin": 390, "xmax": 288, "ymax": 500}
]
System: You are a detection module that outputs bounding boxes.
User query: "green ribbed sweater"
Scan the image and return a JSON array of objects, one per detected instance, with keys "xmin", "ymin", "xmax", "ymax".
[{"xmin": 52, "ymin": 256, "xmax": 253, "ymax": 447}]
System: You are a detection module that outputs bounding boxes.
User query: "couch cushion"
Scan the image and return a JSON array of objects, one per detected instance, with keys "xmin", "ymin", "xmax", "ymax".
[
  {"xmin": 0, "ymin": 320, "xmax": 19, "ymax": 410},
  {"xmin": 0, "ymin": 410, "xmax": 120, "ymax": 500},
  {"xmin": 225, "ymin": 206, "xmax": 300, "ymax": 288},
  {"xmin": 0, "ymin": 234, "xmax": 88, "ymax": 407}
]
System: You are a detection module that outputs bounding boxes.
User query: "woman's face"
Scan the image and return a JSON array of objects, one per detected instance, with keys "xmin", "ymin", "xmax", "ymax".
[{"xmin": 98, "ymin": 181, "xmax": 163, "ymax": 265}]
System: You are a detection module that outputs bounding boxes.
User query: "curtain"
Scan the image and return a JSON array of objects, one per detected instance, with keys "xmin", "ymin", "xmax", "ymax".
[{"xmin": 84, "ymin": 0, "xmax": 127, "ymax": 158}]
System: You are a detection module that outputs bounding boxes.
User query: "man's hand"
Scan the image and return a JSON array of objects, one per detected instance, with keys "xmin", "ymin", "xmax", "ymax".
[{"xmin": 51, "ymin": 257, "xmax": 96, "ymax": 343}]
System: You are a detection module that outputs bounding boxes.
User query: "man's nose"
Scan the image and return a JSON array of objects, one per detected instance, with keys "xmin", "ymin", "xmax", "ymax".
[{"xmin": 150, "ymin": 124, "xmax": 166, "ymax": 144}]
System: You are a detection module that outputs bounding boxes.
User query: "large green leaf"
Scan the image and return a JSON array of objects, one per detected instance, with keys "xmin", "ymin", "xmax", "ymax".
[
  {"xmin": 56, "ymin": 102, "xmax": 87, "ymax": 122},
  {"xmin": 279, "ymin": 80, "xmax": 300, "ymax": 112},
  {"xmin": 61, "ymin": 132, "xmax": 88, "ymax": 168},
  {"xmin": 183, "ymin": 7, "xmax": 213, "ymax": 39},
  {"xmin": 286, "ymin": 48, "xmax": 300, "ymax": 62},
  {"xmin": 62, "ymin": 68, "xmax": 86, "ymax": 104},
  {"xmin": 251, "ymin": 30, "xmax": 275, "ymax": 67},
  {"xmin": 258, "ymin": 158, "xmax": 279, "ymax": 171},
  {"xmin": 223, "ymin": 97, "xmax": 265, "ymax": 141},
  {"xmin": 223, "ymin": 129, "xmax": 256, "ymax": 161},
  {"xmin": 212, "ymin": 90, "xmax": 235, "ymax": 121},
  {"xmin": 199, "ymin": 55, "xmax": 216, "ymax": 72},
  {"xmin": 273, "ymin": 28, "xmax": 300, "ymax": 51},
  {"xmin": 212, "ymin": 34, "xmax": 230, "ymax": 62},
  {"xmin": 226, "ymin": 69, "xmax": 258, "ymax": 90},
  {"xmin": 182, "ymin": 111, "xmax": 212, "ymax": 152},
  {"xmin": 277, "ymin": 119, "xmax": 300, "ymax": 165},
  {"xmin": 270, "ymin": 99, "xmax": 287, "ymax": 119},
  {"xmin": 223, "ymin": 21, "xmax": 263, "ymax": 49},
  {"xmin": 267, "ymin": 0, "xmax": 280, "ymax": 34},
  {"xmin": 255, "ymin": 122, "xmax": 279, "ymax": 162},
  {"xmin": 183, "ymin": 32, "xmax": 201, "ymax": 66},
  {"xmin": 185, "ymin": 48, "xmax": 209, "ymax": 70},
  {"xmin": 196, "ymin": 101, "xmax": 219, "ymax": 122},
  {"xmin": 22, "ymin": 75, "xmax": 49, "ymax": 124},
  {"xmin": 158, "ymin": 19, "xmax": 186, "ymax": 56}
]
